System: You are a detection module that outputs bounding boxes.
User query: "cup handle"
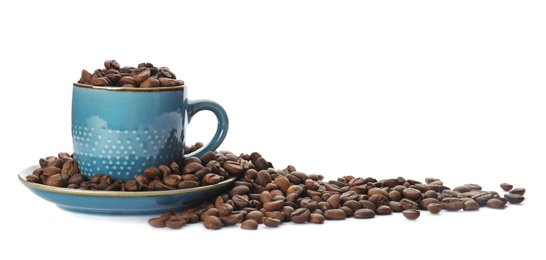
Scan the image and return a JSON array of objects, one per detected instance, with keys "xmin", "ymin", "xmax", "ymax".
[{"xmin": 183, "ymin": 99, "xmax": 229, "ymax": 159}]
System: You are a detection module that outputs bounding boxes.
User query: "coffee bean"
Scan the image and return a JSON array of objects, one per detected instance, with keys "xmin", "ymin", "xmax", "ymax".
[
  {"xmin": 463, "ymin": 200, "xmax": 480, "ymax": 211},
  {"xmin": 509, "ymin": 188, "xmax": 526, "ymax": 196},
  {"xmin": 403, "ymin": 209, "xmax": 420, "ymax": 220},
  {"xmin": 166, "ymin": 216, "xmax": 187, "ymax": 229},
  {"xmin": 402, "ymin": 188, "xmax": 422, "ymax": 200},
  {"xmin": 263, "ymin": 217, "xmax": 281, "ymax": 227},
  {"xmin": 309, "ymin": 213, "xmax": 325, "ymax": 224},
  {"xmin": 441, "ymin": 198, "xmax": 464, "ymax": 211},
  {"xmin": 241, "ymin": 219, "xmax": 259, "ymax": 230},
  {"xmin": 353, "ymin": 208, "xmax": 376, "ymax": 219},
  {"xmin": 375, "ymin": 205, "xmax": 393, "ymax": 215},
  {"xmin": 504, "ymin": 194, "xmax": 524, "ymax": 204},
  {"xmin": 427, "ymin": 203, "xmax": 442, "ymax": 214},
  {"xmin": 203, "ymin": 215, "xmax": 223, "ymax": 230},
  {"xmin": 324, "ymin": 209, "xmax": 347, "ymax": 220},
  {"xmin": 500, "ymin": 183, "xmax": 513, "ymax": 191},
  {"xmin": 220, "ymin": 212, "xmax": 244, "ymax": 226},
  {"xmin": 290, "ymin": 208, "xmax": 311, "ymax": 223},
  {"xmin": 487, "ymin": 198, "xmax": 506, "ymax": 209}
]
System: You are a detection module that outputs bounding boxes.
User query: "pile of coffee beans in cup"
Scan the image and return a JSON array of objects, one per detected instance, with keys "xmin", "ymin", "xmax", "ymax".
[
  {"xmin": 25, "ymin": 143, "xmax": 527, "ymax": 230},
  {"xmin": 77, "ymin": 59, "xmax": 184, "ymax": 88}
]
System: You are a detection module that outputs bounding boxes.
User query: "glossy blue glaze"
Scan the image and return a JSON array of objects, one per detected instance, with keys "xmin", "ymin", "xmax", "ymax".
[{"xmin": 72, "ymin": 84, "xmax": 229, "ymax": 180}]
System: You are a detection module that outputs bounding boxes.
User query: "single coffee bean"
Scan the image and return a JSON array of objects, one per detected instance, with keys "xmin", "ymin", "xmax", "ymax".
[
  {"xmin": 240, "ymin": 219, "xmax": 259, "ymax": 230},
  {"xmin": 368, "ymin": 187, "xmax": 389, "ymax": 198},
  {"xmin": 219, "ymin": 212, "xmax": 244, "ymax": 226},
  {"xmin": 509, "ymin": 188, "xmax": 526, "ymax": 196},
  {"xmin": 487, "ymin": 198, "xmax": 506, "ymax": 209},
  {"xmin": 463, "ymin": 200, "xmax": 480, "ymax": 211},
  {"xmin": 263, "ymin": 200, "xmax": 285, "ymax": 212},
  {"xmin": 264, "ymin": 211, "xmax": 284, "ymax": 220},
  {"xmin": 290, "ymin": 208, "xmax": 311, "ymax": 223},
  {"xmin": 166, "ymin": 216, "xmax": 187, "ymax": 229},
  {"xmin": 504, "ymin": 194, "xmax": 524, "ymax": 204},
  {"xmin": 400, "ymin": 198, "xmax": 420, "ymax": 210},
  {"xmin": 353, "ymin": 208, "xmax": 376, "ymax": 219},
  {"xmin": 389, "ymin": 201, "xmax": 402, "ymax": 212},
  {"xmin": 203, "ymin": 215, "xmax": 223, "ymax": 230},
  {"xmin": 326, "ymin": 194, "xmax": 341, "ymax": 208},
  {"xmin": 500, "ymin": 183, "xmax": 513, "ymax": 191},
  {"xmin": 309, "ymin": 213, "xmax": 325, "ymax": 224},
  {"xmin": 324, "ymin": 209, "xmax": 347, "ymax": 220},
  {"xmin": 375, "ymin": 205, "xmax": 393, "ymax": 215},
  {"xmin": 139, "ymin": 76, "xmax": 160, "ymax": 88},
  {"xmin": 45, "ymin": 174, "xmax": 67, "ymax": 187},
  {"xmin": 441, "ymin": 198, "xmax": 464, "ymax": 211},
  {"xmin": 402, "ymin": 188, "xmax": 422, "ymax": 200},
  {"xmin": 427, "ymin": 203, "xmax": 442, "ymax": 214},
  {"xmin": 263, "ymin": 217, "xmax": 281, "ymax": 227},
  {"xmin": 403, "ymin": 209, "xmax": 420, "ymax": 220},
  {"xmin": 245, "ymin": 211, "xmax": 265, "ymax": 224}
]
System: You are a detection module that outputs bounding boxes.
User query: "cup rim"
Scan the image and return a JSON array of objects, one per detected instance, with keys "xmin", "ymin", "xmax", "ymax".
[{"xmin": 73, "ymin": 82, "xmax": 185, "ymax": 92}]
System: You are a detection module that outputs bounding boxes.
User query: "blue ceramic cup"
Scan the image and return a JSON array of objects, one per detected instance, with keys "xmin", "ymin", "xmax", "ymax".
[{"xmin": 71, "ymin": 83, "xmax": 229, "ymax": 180}]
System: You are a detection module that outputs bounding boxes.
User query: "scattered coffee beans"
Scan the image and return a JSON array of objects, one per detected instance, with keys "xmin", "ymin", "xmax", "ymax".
[
  {"xmin": 78, "ymin": 59, "xmax": 184, "ymax": 88},
  {"xmin": 26, "ymin": 143, "xmax": 527, "ymax": 230}
]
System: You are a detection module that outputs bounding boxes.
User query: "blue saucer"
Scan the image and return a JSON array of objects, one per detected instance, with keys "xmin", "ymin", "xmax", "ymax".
[{"xmin": 18, "ymin": 165, "xmax": 235, "ymax": 215}]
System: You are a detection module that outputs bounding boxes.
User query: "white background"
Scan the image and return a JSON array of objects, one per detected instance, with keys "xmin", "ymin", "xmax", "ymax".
[{"xmin": 1, "ymin": 1, "xmax": 544, "ymax": 259}]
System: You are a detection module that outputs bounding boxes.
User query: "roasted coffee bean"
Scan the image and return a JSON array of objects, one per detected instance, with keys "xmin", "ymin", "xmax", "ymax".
[
  {"xmin": 402, "ymin": 188, "xmax": 422, "ymax": 200},
  {"xmin": 263, "ymin": 200, "xmax": 284, "ymax": 212},
  {"xmin": 220, "ymin": 212, "xmax": 244, "ymax": 226},
  {"xmin": 504, "ymin": 194, "xmax": 524, "ymax": 204},
  {"xmin": 375, "ymin": 205, "xmax": 393, "ymax": 215},
  {"xmin": 403, "ymin": 209, "xmax": 420, "ymax": 220},
  {"xmin": 463, "ymin": 200, "xmax": 480, "ymax": 211},
  {"xmin": 290, "ymin": 208, "xmax": 311, "ymax": 223},
  {"xmin": 166, "ymin": 216, "xmax": 187, "ymax": 229},
  {"xmin": 203, "ymin": 215, "xmax": 223, "ymax": 230},
  {"xmin": 441, "ymin": 198, "xmax": 464, "ymax": 211},
  {"xmin": 487, "ymin": 198, "xmax": 506, "ymax": 209},
  {"xmin": 509, "ymin": 188, "xmax": 526, "ymax": 196},
  {"xmin": 353, "ymin": 208, "xmax": 376, "ymax": 219},
  {"xmin": 400, "ymin": 198, "xmax": 420, "ymax": 210},
  {"xmin": 427, "ymin": 203, "xmax": 442, "ymax": 214},
  {"xmin": 500, "ymin": 183, "xmax": 513, "ymax": 191},
  {"xmin": 309, "ymin": 213, "xmax": 325, "ymax": 224},
  {"xmin": 324, "ymin": 209, "xmax": 347, "ymax": 220},
  {"xmin": 241, "ymin": 219, "xmax": 259, "ymax": 230},
  {"xmin": 245, "ymin": 211, "xmax": 265, "ymax": 224},
  {"xmin": 263, "ymin": 217, "xmax": 281, "ymax": 227}
]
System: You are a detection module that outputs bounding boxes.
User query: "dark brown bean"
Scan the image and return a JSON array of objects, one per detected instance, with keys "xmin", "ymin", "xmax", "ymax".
[
  {"xmin": 504, "ymin": 194, "xmax": 524, "ymax": 204},
  {"xmin": 241, "ymin": 219, "xmax": 259, "ymax": 230},
  {"xmin": 353, "ymin": 208, "xmax": 375, "ymax": 219},
  {"xmin": 324, "ymin": 209, "xmax": 347, "ymax": 220},
  {"xmin": 403, "ymin": 209, "xmax": 420, "ymax": 220}
]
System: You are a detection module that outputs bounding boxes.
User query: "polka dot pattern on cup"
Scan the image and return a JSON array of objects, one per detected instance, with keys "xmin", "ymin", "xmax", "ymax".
[{"xmin": 72, "ymin": 124, "xmax": 182, "ymax": 179}]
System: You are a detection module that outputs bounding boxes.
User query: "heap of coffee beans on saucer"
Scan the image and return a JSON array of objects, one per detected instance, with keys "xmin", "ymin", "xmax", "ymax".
[{"xmin": 27, "ymin": 143, "xmax": 526, "ymax": 230}]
